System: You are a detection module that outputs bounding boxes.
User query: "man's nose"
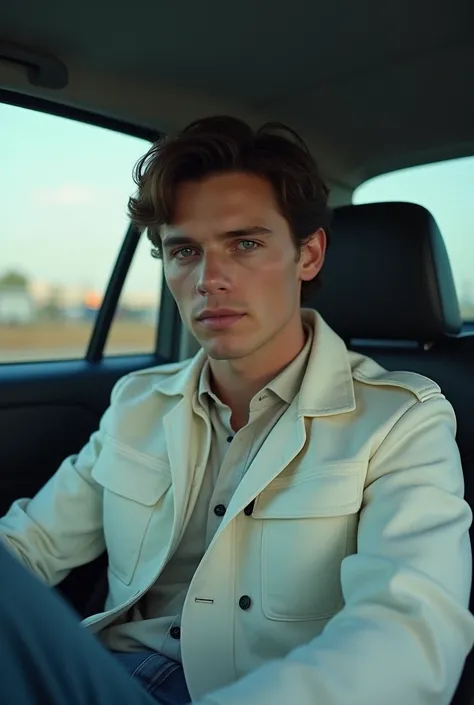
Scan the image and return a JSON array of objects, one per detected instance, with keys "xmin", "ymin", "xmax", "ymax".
[{"xmin": 196, "ymin": 252, "xmax": 230, "ymax": 295}]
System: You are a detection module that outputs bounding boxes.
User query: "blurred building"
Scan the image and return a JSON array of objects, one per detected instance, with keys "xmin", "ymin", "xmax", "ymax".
[{"xmin": 0, "ymin": 287, "xmax": 35, "ymax": 325}]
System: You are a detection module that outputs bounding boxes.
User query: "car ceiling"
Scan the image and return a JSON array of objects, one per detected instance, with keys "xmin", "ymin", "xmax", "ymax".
[{"xmin": 0, "ymin": 0, "xmax": 473, "ymax": 199}]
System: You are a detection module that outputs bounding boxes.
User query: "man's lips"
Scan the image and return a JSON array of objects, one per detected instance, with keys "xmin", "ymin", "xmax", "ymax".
[{"xmin": 196, "ymin": 312, "xmax": 246, "ymax": 330}]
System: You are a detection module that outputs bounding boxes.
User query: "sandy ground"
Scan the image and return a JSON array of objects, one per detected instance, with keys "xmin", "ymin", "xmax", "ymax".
[{"xmin": 0, "ymin": 321, "xmax": 156, "ymax": 362}]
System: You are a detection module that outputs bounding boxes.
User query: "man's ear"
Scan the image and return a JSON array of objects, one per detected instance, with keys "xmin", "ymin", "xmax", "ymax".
[{"xmin": 299, "ymin": 228, "xmax": 326, "ymax": 282}]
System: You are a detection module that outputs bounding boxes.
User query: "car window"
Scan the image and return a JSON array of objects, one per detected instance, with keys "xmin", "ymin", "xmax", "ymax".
[
  {"xmin": 0, "ymin": 102, "xmax": 162, "ymax": 363},
  {"xmin": 353, "ymin": 156, "xmax": 474, "ymax": 321},
  {"xmin": 105, "ymin": 234, "xmax": 163, "ymax": 357}
]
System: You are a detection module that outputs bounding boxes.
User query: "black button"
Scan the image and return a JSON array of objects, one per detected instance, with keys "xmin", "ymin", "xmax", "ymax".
[
  {"xmin": 239, "ymin": 595, "xmax": 252, "ymax": 610},
  {"xmin": 170, "ymin": 626, "xmax": 181, "ymax": 640},
  {"xmin": 226, "ymin": 436, "xmax": 233, "ymax": 443},
  {"xmin": 244, "ymin": 500, "xmax": 255, "ymax": 516},
  {"xmin": 214, "ymin": 504, "xmax": 226, "ymax": 517}
]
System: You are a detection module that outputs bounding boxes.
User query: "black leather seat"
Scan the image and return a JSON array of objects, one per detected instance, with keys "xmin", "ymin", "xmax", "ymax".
[{"xmin": 310, "ymin": 201, "xmax": 474, "ymax": 705}]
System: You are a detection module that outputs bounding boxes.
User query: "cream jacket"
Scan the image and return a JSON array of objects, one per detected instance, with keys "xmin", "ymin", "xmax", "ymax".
[{"xmin": 1, "ymin": 310, "xmax": 473, "ymax": 705}]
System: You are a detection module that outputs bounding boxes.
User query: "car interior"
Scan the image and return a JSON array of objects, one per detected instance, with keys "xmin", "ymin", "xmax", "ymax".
[{"xmin": 0, "ymin": 1, "xmax": 473, "ymax": 703}]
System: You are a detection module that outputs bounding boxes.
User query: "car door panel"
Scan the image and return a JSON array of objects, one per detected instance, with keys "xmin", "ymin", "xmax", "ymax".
[
  {"xmin": 0, "ymin": 354, "xmax": 170, "ymax": 613},
  {"xmin": 0, "ymin": 356, "xmax": 168, "ymax": 515}
]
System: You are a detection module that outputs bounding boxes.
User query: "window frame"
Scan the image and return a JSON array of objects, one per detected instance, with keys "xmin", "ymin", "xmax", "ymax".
[{"xmin": 0, "ymin": 89, "xmax": 182, "ymax": 365}]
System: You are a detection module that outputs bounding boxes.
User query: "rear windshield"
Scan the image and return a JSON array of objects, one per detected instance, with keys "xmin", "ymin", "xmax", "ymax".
[{"xmin": 353, "ymin": 156, "xmax": 474, "ymax": 322}]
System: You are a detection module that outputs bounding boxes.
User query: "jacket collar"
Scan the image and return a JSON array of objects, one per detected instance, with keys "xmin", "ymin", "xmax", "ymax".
[
  {"xmin": 152, "ymin": 347, "xmax": 207, "ymax": 398},
  {"xmin": 297, "ymin": 309, "xmax": 356, "ymax": 417},
  {"xmin": 154, "ymin": 308, "xmax": 356, "ymax": 418}
]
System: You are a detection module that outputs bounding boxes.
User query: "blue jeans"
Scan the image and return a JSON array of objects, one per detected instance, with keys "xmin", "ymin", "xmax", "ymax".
[
  {"xmin": 0, "ymin": 540, "xmax": 185, "ymax": 705},
  {"xmin": 112, "ymin": 650, "xmax": 190, "ymax": 705}
]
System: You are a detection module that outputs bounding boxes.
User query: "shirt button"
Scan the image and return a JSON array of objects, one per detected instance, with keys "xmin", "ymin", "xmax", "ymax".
[
  {"xmin": 214, "ymin": 504, "xmax": 226, "ymax": 517},
  {"xmin": 239, "ymin": 595, "xmax": 252, "ymax": 610},
  {"xmin": 170, "ymin": 626, "xmax": 181, "ymax": 640},
  {"xmin": 226, "ymin": 436, "xmax": 233, "ymax": 443}
]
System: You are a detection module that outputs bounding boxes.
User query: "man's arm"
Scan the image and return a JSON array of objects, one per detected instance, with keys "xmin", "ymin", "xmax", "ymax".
[
  {"xmin": 0, "ymin": 376, "xmax": 128, "ymax": 587},
  {"xmin": 197, "ymin": 396, "xmax": 474, "ymax": 705}
]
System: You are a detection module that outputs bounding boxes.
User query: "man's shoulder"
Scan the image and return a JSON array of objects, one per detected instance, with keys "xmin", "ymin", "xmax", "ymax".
[
  {"xmin": 348, "ymin": 349, "xmax": 443, "ymax": 404},
  {"xmin": 128, "ymin": 358, "xmax": 193, "ymax": 380},
  {"xmin": 346, "ymin": 352, "xmax": 456, "ymax": 457},
  {"xmin": 110, "ymin": 357, "xmax": 197, "ymax": 403}
]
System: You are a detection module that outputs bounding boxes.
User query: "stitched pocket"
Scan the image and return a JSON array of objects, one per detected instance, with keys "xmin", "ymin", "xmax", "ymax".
[
  {"xmin": 91, "ymin": 439, "xmax": 172, "ymax": 585},
  {"xmin": 254, "ymin": 466, "xmax": 364, "ymax": 620}
]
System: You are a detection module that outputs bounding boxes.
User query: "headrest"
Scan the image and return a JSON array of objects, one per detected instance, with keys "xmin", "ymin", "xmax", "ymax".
[{"xmin": 310, "ymin": 202, "xmax": 462, "ymax": 341}]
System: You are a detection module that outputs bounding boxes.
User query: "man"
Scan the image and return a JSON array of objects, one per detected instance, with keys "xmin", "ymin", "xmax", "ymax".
[{"xmin": 0, "ymin": 116, "xmax": 473, "ymax": 705}]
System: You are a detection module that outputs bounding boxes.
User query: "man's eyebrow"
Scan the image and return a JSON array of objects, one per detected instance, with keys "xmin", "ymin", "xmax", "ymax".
[{"xmin": 162, "ymin": 226, "xmax": 273, "ymax": 249}]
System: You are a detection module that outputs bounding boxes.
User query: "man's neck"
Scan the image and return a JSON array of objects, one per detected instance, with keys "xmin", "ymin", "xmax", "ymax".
[{"xmin": 208, "ymin": 319, "xmax": 307, "ymax": 431}]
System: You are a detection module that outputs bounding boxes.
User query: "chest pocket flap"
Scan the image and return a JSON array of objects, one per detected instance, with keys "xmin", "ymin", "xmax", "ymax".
[
  {"xmin": 91, "ymin": 438, "xmax": 171, "ymax": 505},
  {"xmin": 253, "ymin": 464, "xmax": 365, "ymax": 519}
]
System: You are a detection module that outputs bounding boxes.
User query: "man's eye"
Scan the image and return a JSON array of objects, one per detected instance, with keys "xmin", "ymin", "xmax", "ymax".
[
  {"xmin": 237, "ymin": 240, "xmax": 259, "ymax": 251},
  {"xmin": 174, "ymin": 247, "xmax": 196, "ymax": 259}
]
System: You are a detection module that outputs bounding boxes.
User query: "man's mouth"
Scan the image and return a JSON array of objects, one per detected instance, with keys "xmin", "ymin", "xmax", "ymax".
[{"xmin": 196, "ymin": 309, "xmax": 246, "ymax": 330}]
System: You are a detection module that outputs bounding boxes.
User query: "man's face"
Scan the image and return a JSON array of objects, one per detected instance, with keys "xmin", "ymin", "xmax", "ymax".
[{"xmin": 162, "ymin": 171, "xmax": 325, "ymax": 361}]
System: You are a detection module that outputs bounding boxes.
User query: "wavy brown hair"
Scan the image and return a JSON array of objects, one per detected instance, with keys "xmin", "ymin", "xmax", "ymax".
[{"xmin": 128, "ymin": 116, "xmax": 331, "ymax": 302}]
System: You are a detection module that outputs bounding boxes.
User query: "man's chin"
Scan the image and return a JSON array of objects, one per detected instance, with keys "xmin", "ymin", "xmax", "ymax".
[
  {"xmin": 201, "ymin": 339, "xmax": 248, "ymax": 361},
  {"xmin": 205, "ymin": 346, "xmax": 240, "ymax": 361}
]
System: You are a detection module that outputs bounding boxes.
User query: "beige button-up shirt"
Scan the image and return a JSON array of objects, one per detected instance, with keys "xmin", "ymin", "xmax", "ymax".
[{"xmin": 100, "ymin": 327, "xmax": 313, "ymax": 659}]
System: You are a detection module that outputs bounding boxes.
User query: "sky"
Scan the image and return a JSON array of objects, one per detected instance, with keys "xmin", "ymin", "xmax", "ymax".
[
  {"xmin": 0, "ymin": 102, "xmax": 162, "ymax": 302},
  {"xmin": 1, "ymin": 102, "xmax": 473, "ymax": 305}
]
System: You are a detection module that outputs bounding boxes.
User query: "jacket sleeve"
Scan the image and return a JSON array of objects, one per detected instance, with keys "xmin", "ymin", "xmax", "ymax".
[
  {"xmin": 0, "ymin": 377, "xmax": 128, "ymax": 587},
  {"xmin": 197, "ymin": 396, "xmax": 474, "ymax": 705}
]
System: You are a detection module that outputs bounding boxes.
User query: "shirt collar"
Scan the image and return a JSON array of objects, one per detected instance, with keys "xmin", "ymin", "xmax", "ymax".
[
  {"xmin": 156, "ymin": 309, "xmax": 356, "ymax": 419},
  {"xmin": 197, "ymin": 323, "xmax": 313, "ymax": 410},
  {"xmin": 265, "ymin": 323, "xmax": 313, "ymax": 404}
]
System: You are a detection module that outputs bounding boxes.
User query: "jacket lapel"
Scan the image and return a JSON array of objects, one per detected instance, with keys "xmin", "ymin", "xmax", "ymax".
[
  {"xmin": 214, "ymin": 404, "xmax": 307, "ymax": 540},
  {"xmin": 153, "ymin": 310, "xmax": 357, "ymax": 551},
  {"xmin": 207, "ymin": 310, "xmax": 358, "ymax": 542},
  {"xmin": 156, "ymin": 349, "xmax": 209, "ymax": 555}
]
